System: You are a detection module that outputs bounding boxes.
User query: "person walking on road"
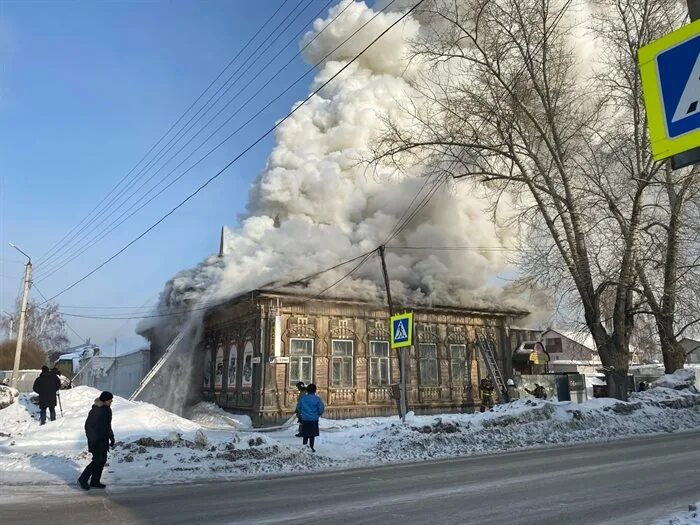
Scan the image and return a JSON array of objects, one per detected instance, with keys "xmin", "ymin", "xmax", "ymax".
[
  {"xmin": 78, "ymin": 391, "xmax": 115, "ymax": 490},
  {"xmin": 298, "ymin": 383, "xmax": 324, "ymax": 452},
  {"xmin": 294, "ymin": 381, "xmax": 306, "ymax": 438},
  {"xmin": 32, "ymin": 365, "xmax": 61, "ymax": 425}
]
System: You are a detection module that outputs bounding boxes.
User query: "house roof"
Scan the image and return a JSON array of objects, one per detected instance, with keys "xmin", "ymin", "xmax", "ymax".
[
  {"xmin": 206, "ymin": 289, "xmax": 530, "ymax": 319},
  {"xmin": 542, "ymin": 329, "xmax": 596, "ymax": 351}
]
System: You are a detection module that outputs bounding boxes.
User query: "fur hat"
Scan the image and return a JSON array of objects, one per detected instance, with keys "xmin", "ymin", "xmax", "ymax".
[{"xmin": 99, "ymin": 391, "xmax": 114, "ymax": 402}]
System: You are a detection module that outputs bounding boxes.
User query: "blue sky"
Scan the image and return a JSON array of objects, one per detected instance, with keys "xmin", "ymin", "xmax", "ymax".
[{"xmin": 0, "ymin": 0, "xmax": 340, "ymax": 351}]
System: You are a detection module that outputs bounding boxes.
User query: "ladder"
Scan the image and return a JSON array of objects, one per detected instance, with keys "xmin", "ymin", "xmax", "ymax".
[
  {"xmin": 475, "ymin": 331, "xmax": 508, "ymax": 402},
  {"xmin": 130, "ymin": 327, "xmax": 188, "ymax": 401}
]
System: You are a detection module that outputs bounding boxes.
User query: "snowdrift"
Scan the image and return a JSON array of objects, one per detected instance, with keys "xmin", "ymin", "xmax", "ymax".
[{"xmin": 1, "ymin": 372, "xmax": 699, "ymax": 486}]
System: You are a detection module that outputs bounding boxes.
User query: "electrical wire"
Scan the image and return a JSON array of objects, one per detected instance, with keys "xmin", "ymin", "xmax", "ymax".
[
  {"xmin": 36, "ymin": 0, "xmax": 317, "ymax": 274},
  {"xmin": 33, "ymin": 285, "xmax": 88, "ymax": 343},
  {"xmin": 37, "ymin": 0, "xmax": 417, "ymax": 299},
  {"xmin": 35, "ymin": 0, "xmax": 295, "ymax": 269},
  {"xmin": 57, "ymin": 248, "xmax": 383, "ymax": 319},
  {"xmin": 36, "ymin": 0, "xmax": 360, "ymax": 281}
]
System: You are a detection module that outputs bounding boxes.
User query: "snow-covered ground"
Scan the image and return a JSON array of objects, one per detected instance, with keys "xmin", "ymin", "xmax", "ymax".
[
  {"xmin": 655, "ymin": 503, "xmax": 700, "ymax": 525},
  {"xmin": 1, "ymin": 371, "xmax": 699, "ymax": 487}
]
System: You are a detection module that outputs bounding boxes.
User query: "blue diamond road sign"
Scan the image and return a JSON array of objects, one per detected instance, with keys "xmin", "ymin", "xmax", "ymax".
[{"xmin": 390, "ymin": 313, "xmax": 413, "ymax": 349}]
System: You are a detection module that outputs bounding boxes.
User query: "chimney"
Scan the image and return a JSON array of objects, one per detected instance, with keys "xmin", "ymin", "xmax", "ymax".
[{"xmin": 218, "ymin": 226, "xmax": 225, "ymax": 258}]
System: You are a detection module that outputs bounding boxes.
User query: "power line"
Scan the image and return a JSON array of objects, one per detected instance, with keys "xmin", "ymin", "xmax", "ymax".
[
  {"xmin": 36, "ymin": 0, "xmax": 358, "ymax": 281},
  {"xmin": 57, "ymin": 248, "xmax": 382, "ymax": 319},
  {"xmin": 35, "ymin": 0, "xmax": 296, "ymax": 269},
  {"xmin": 33, "ymin": 285, "xmax": 87, "ymax": 343},
  {"xmin": 36, "ymin": 0, "xmax": 314, "ymax": 274},
  {"xmin": 37, "ymin": 0, "xmax": 415, "ymax": 297},
  {"xmin": 387, "ymin": 245, "xmax": 519, "ymax": 251},
  {"xmin": 317, "ymin": 249, "xmax": 379, "ymax": 297}
]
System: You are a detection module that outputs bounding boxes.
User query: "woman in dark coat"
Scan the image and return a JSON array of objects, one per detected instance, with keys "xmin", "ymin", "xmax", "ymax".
[
  {"xmin": 32, "ymin": 366, "xmax": 61, "ymax": 425},
  {"xmin": 297, "ymin": 383, "xmax": 324, "ymax": 452}
]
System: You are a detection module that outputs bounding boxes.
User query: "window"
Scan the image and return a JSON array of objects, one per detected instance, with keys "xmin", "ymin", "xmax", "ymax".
[
  {"xmin": 419, "ymin": 343, "xmax": 438, "ymax": 386},
  {"xmin": 289, "ymin": 338, "xmax": 313, "ymax": 385},
  {"xmin": 369, "ymin": 341, "xmax": 390, "ymax": 386},
  {"xmin": 331, "ymin": 340, "xmax": 353, "ymax": 387},
  {"xmin": 450, "ymin": 344, "xmax": 468, "ymax": 385}
]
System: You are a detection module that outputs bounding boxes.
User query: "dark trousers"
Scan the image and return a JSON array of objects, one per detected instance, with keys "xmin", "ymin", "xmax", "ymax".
[
  {"xmin": 39, "ymin": 406, "xmax": 56, "ymax": 424},
  {"xmin": 79, "ymin": 446, "xmax": 108, "ymax": 486}
]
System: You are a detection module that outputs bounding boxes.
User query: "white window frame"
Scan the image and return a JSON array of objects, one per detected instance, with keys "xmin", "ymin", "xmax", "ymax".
[
  {"xmin": 289, "ymin": 338, "xmax": 314, "ymax": 385},
  {"xmin": 369, "ymin": 340, "xmax": 391, "ymax": 387},
  {"xmin": 419, "ymin": 343, "xmax": 439, "ymax": 386},
  {"xmin": 449, "ymin": 344, "xmax": 468, "ymax": 385},
  {"xmin": 331, "ymin": 339, "xmax": 354, "ymax": 388}
]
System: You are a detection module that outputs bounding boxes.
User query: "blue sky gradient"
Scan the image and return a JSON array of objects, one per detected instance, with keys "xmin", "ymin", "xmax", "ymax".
[{"xmin": 1, "ymin": 0, "xmax": 335, "ymax": 351}]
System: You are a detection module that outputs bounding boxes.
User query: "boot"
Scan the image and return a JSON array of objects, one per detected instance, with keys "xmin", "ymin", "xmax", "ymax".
[{"xmin": 78, "ymin": 479, "xmax": 90, "ymax": 490}]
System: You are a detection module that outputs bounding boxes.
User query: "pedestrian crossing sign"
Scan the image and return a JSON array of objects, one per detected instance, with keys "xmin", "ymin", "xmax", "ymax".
[
  {"xmin": 639, "ymin": 19, "xmax": 700, "ymax": 160},
  {"xmin": 390, "ymin": 312, "xmax": 413, "ymax": 349}
]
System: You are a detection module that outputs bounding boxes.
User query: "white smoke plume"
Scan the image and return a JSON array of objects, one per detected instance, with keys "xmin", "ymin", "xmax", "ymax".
[{"xmin": 141, "ymin": 0, "xmax": 533, "ymax": 339}]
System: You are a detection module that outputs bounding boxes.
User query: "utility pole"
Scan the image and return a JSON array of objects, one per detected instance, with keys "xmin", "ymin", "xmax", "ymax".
[
  {"xmin": 9, "ymin": 243, "xmax": 32, "ymax": 389},
  {"xmin": 688, "ymin": 0, "xmax": 700, "ymax": 20},
  {"xmin": 378, "ymin": 246, "xmax": 407, "ymax": 421}
]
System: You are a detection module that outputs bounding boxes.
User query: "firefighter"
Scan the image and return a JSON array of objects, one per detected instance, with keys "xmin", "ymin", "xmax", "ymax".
[
  {"xmin": 479, "ymin": 377, "xmax": 495, "ymax": 412},
  {"xmin": 526, "ymin": 383, "xmax": 547, "ymax": 399}
]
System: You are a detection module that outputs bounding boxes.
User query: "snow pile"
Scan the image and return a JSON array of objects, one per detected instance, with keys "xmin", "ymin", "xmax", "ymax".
[
  {"xmin": 0, "ymin": 386, "xmax": 331, "ymax": 485},
  {"xmin": 653, "ymin": 369, "xmax": 697, "ymax": 391},
  {"xmin": 0, "ymin": 384, "xmax": 19, "ymax": 410},
  {"xmin": 2, "ymin": 380, "xmax": 700, "ymax": 486},
  {"xmin": 655, "ymin": 503, "xmax": 700, "ymax": 525},
  {"xmin": 184, "ymin": 402, "xmax": 253, "ymax": 430},
  {"xmin": 363, "ymin": 386, "xmax": 700, "ymax": 463}
]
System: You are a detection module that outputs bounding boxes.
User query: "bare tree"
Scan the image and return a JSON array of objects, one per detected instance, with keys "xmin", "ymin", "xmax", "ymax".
[
  {"xmin": 589, "ymin": 0, "xmax": 698, "ymax": 373},
  {"xmin": 370, "ymin": 0, "xmax": 683, "ymax": 398},
  {"xmin": 1, "ymin": 299, "xmax": 69, "ymax": 360}
]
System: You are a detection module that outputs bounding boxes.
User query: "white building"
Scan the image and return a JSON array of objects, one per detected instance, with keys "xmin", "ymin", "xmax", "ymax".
[
  {"xmin": 73, "ymin": 348, "xmax": 151, "ymax": 399},
  {"xmin": 541, "ymin": 329, "xmax": 601, "ymax": 374}
]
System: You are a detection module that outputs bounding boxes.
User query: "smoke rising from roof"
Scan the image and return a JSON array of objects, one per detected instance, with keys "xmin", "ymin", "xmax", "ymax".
[{"xmin": 141, "ymin": 0, "xmax": 532, "ymax": 337}]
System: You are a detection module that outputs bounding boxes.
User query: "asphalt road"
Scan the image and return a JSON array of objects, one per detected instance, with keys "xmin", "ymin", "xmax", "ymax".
[{"xmin": 2, "ymin": 431, "xmax": 700, "ymax": 525}]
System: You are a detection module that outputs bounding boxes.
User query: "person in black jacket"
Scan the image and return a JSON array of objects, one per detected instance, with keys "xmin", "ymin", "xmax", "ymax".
[
  {"xmin": 78, "ymin": 391, "xmax": 115, "ymax": 490},
  {"xmin": 32, "ymin": 366, "xmax": 61, "ymax": 425}
]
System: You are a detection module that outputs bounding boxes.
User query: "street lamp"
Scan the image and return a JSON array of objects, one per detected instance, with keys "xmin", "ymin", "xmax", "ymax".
[{"xmin": 8, "ymin": 243, "xmax": 32, "ymax": 389}]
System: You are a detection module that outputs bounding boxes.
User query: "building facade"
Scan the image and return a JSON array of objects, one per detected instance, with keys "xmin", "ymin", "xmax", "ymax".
[
  {"xmin": 199, "ymin": 290, "xmax": 528, "ymax": 425},
  {"xmin": 73, "ymin": 349, "xmax": 151, "ymax": 399}
]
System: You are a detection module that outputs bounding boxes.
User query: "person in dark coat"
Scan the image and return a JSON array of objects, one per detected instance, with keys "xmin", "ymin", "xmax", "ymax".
[
  {"xmin": 32, "ymin": 365, "xmax": 61, "ymax": 425},
  {"xmin": 294, "ymin": 381, "xmax": 306, "ymax": 437},
  {"xmin": 297, "ymin": 383, "xmax": 324, "ymax": 452},
  {"xmin": 479, "ymin": 377, "xmax": 495, "ymax": 412},
  {"xmin": 78, "ymin": 391, "xmax": 115, "ymax": 490}
]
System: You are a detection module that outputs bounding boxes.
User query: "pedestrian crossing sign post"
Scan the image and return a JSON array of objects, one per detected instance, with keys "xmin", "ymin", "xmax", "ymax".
[
  {"xmin": 639, "ymin": 19, "xmax": 700, "ymax": 164},
  {"xmin": 390, "ymin": 312, "xmax": 413, "ymax": 349}
]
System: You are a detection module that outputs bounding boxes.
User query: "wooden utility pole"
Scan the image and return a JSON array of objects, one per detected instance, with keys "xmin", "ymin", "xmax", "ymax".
[
  {"xmin": 378, "ymin": 246, "xmax": 407, "ymax": 421},
  {"xmin": 9, "ymin": 243, "xmax": 32, "ymax": 389}
]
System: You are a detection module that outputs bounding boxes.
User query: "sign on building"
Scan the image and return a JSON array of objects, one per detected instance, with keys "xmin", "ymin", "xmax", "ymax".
[
  {"xmin": 390, "ymin": 312, "xmax": 413, "ymax": 349},
  {"xmin": 639, "ymin": 19, "xmax": 700, "ymax": 161}
]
